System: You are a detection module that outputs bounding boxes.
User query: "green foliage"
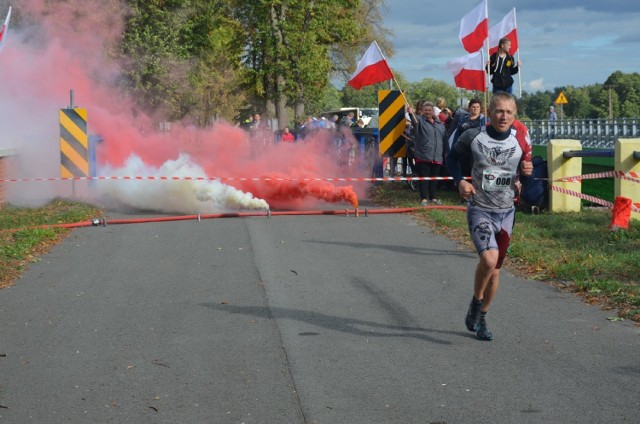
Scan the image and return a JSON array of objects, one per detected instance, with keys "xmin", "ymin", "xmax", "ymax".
[
  {"xmin": 121, "ymin": 0, "xmax": 245, "ymax": 122},
  {"xmin": 308, "ymin": 85, "xmax": 344, "ymax": 116},
  {"xmin": 519, "ymin": 90, "xmax": 553, "ymax": 119},
  {"xmin": 563, "ymin": 86, "xmax": 593, "ymax": 118},
  {"xmin": 518, "ymin": 71, "xmax": 640, "ymax": 119},
  {"xmin": 341, "ymin": 83, "xmax": 386, "ymax": 109},
  {"xmin": 404, "ymin": 78, "xmax": 460, "ymax": 110},
  {"xmin": 114, "ymin": 0, "xmax": 640, "ymax": 126},
  {"xmin": 230, "ymin": 0, "xmax": 377, "ymax": 126},
  {"xmin": 120, "ymin": 0, "xmax": 191, "ymax": 117}
]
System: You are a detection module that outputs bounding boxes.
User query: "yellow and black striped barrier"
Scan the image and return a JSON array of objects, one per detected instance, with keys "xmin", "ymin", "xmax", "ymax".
[
  {"xmin": 59, "ymin": 107, "xmax": 88, "ymax": 178},
  {"xmin": 378, "ymin": 90, "xmax": 407, "ymax": 158}
]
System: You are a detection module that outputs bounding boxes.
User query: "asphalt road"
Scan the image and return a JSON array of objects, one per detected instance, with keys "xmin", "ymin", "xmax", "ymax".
[{"xmin": 1, "ymin": 204, "xmax": 639, "ymax": 423}]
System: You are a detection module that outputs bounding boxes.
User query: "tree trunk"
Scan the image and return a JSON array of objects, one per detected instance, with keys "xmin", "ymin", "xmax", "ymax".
[
  {"xmin": 270, "ymin": 3, "xmax": 289, "ymax": 130},
  {"xmin": 294, "ymin": 102, "xmax": 305, "ymax": 121},
  {"xmin": 276, "ymin": 74, "xmax": 288, "ymax": 130},
  {"xmin": 265, "ymin": 98, "xmax": 276, "ymax": 127}
]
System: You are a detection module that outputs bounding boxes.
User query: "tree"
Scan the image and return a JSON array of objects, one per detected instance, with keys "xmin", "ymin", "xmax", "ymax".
[
  {"xmin": 330, "ymin": 0, "xmax": 393, "ymax": 82},
  {"xmin": 232, "ymin": 0, "xmax": 362, "ymax": 129},
  {"xmin": 120, "ymin": 0, "xmax": 193, "ymax": 120},
  {"xmin": 283, "ymin": 0, "xmax": 365, "ymax": 124},
  {"xmin": 340, "ymin": 83, "xmax": 386, "ymax": 108},
  {"xmin": 308, "ymin": 85, "xmax": 343, "ymax": 116},
  {"xmin": 605, "ymin": 71, "xmax": 640, "ymax": 118},
  {"xmin": 232, "ymin": 0, "xmax": 394, "ymax": 129},
  {"xmin": 562, "ymin": 87, "xmax": 592, "ymax": 119},
  {"xmin": 405, "ymin": 78, "xmax": 459, "ymax": 110},
  {"xmin": 519, "ymin": 91, "xmax": 553, "ymax": 119}
]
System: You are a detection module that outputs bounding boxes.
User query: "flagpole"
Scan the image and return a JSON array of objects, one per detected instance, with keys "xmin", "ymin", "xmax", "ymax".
[
  {"xmin": 372, "ymin": 40, "xmax": 416, "ymax": 118},
  {"xmin": 485, "ymin": 0, "xmax": 490, "ymax": 108},
  {"xmin": 514, "ymin": 8, "xmax": 522, "ymax": 97},
  {"xmin": 480, "ymin": 49, "xmax": 487, "ymax": 110}
]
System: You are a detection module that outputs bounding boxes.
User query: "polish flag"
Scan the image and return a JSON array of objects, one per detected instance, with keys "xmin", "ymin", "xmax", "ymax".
[
  {"xmin": 489, "ymin": 8, "xmax": 518, "ymax": 56},
  {"xmin": 347, "ymin": 41, "xmax": 394, "ymax": 90},
  {"xmin": 0, "ymin": 6, "xmax": 11, "ymax": 54},
  {"xmin": 446, "ymin": 51, "xmax": 486, "ymax": 92},
  {"xmin": 459, "ymin": 0, "xmax": 488, "ymax": 53}
]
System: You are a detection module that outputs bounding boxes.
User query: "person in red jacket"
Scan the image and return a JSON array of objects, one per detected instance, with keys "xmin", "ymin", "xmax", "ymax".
[{"xmin": 280, "ymin": 127, "xmax": 295, "ymax": 143}]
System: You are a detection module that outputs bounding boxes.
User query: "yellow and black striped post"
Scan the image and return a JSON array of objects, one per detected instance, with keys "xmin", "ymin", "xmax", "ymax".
[
  {"xmin": 378, "ymin": 90, "xmax": 407, "ymax": 158},
  {"xmin": 59, "ymin": 107, "xmax": 88, "ymax": 178}
]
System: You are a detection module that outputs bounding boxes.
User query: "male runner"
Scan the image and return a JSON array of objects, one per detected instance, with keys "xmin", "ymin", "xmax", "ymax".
[{"xmin": 445, "ymin": 92, "xmax": 533, "ymax": 341}]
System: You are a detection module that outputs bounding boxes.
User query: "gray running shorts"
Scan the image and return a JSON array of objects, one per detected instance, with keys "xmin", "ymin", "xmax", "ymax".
[{"xmin": 467, "ymin": 204, "xmax": 515, "ymax": 257}]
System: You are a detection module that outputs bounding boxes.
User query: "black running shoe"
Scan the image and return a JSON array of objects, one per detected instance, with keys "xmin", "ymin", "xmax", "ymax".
[
  {"xmin": 476, "ymin": 316, "xmax": 493, "ymax": 341},
  {"xmin": 465, "ymin": 297, "xmax": 482, "ymax": 332}
]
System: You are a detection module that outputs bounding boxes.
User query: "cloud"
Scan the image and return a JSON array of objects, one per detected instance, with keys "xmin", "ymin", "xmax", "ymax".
[
  {"xmin": 527, "ymin": 78, "xmax": 545, "ymax": 92},
  {"xmin": 383, "ymin": 0, "xmax": 640, "ymax": 91}
]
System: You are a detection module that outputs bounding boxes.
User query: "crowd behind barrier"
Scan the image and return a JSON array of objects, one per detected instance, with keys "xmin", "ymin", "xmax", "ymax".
[
  {"xmin": 242, "ymin": 115, "xmax": 640, "ymax": 149},
  {"xmin": 237, "ymin": 113, "xmax": 640, "ymax": 219},
  {"xmin": 237, "ymin": 114, "xmax": 383, "ymax": 175}
]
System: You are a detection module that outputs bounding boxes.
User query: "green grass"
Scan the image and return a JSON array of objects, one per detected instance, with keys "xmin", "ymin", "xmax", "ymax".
[
  {"xmin": 0, "ymin": 199, "xmax": 100, "ymax": 287},
  {"xmin": 369, "ymin": 183, "xmax": 640, "ymax": 321}
]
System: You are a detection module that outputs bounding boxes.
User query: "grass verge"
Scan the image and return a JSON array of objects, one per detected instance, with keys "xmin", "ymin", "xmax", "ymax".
[
  {"xmin": 369, "ymin": 182, "xmax": 640, "ymax": 323},
  {"xmin": 0, "ymin": 199, "xmax": 101, "ymax": 289}
]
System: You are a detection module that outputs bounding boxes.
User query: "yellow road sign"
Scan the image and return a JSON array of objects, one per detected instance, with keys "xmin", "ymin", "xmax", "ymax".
[
  {"xmin": 60, "ymin": 108, "xmax": 88, "ymax": 178},
  {"xmin": 378, "ymin": 90, "xmax": 407, "ymax": 158},
  {"xmin": 555, "ymin": 92, "xmax": 568, "ymax": 105}
]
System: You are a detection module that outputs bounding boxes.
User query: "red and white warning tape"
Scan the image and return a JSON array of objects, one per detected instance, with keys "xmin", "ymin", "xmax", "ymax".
[
  {"xmin": 555, "ymin": 170, "xmax": 640, "ymax": 184},
  {"xmin": 550, "ymin": 184, "xmax": 640, "ymax": 213},
  {"xmin": 0, "ymin": 176, "xmax": 467, "ymax": 183},
  {"xmin": 0, "ymin": 171, "xmax": 638, "ymax": 184},
  {"xmin": 550, "ymin": 185, "xmax": 614, "ymax": 208}
]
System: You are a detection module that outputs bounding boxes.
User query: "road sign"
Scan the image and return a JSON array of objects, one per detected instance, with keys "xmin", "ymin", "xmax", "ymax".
[
  {"xmin": 378, "ymin": 90, "xmax": 407, "ymax": 158},
  {"xmin": 60, "ymin": 107, "xmax": 88, "ymax": 178},
  {"xmin": 555, "ymin": 92, "xmax": 568, "ymax": 105}
]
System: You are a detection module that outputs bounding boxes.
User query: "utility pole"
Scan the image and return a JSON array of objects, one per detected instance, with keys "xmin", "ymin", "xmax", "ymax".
[{"xmin": 604, "ymin": 84, "xmax": 614, "ymax": 120}]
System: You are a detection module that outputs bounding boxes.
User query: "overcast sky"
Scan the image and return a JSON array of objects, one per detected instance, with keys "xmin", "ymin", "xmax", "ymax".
[{"xmin": 382, "ymin": 0, "xmax": 640, "ymax": 93}]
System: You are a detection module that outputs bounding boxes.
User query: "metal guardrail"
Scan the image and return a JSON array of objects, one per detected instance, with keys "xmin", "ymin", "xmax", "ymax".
[
  {"xmin": 524, "ymin": 118, "xmax": 640, "ymax": 148},
  {"xmin": 562, "ymin": 149, "xmax": 615, "ymax": 158}
]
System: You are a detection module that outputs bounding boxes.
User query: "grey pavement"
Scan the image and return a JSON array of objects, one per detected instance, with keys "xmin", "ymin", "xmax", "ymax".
[{"xmin": 0, "ymin": 202, "xmax": 639, "ymax": 423}]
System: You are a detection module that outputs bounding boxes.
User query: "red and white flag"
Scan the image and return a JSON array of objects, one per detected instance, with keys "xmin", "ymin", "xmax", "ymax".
[
  {"xmin": 347, "ymin": 41, "xmax": 394, "ymax": 90},
  {"xmin": 0, "ymin": 6, "xmax": 11, "ymax": 54},
  {"xmin": 446, "ymin": 50, "xmax": 486, "ymax": 92},
  {"xmin": 489, "ymin": 8, "xmax": 518, "ymax": 56},
  {"xmin": 459, "ymin": 0, "xmax": 488, "ymax": 53}
]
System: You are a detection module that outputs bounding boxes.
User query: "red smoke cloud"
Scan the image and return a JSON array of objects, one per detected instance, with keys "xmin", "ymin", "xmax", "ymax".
[{"xmin": 1, "ymin": 1, "xmax": 367, "ymax": 210}]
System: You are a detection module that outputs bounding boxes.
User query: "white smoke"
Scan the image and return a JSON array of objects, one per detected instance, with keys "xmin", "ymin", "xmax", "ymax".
[{"xmin": 98, "ymin": 153, "xmax": 269, "ymax": 213}]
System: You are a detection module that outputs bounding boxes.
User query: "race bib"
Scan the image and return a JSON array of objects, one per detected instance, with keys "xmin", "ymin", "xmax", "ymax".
[{"xmin": 482, "ymin": 169, "xmax": 513, "ymax": 192}]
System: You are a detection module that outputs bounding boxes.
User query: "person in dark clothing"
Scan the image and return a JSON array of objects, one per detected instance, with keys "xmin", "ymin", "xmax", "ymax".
[
  {"xmin": 449, "ymin": 98, "xmax": 486, "ymax": 179},
  {"xmin": 446, "ymin": 92, "xmax": 533, "ymax": 341},
  {"xmin": 408, "ymin": 100, "xmax": 447, "ymax": 206},
  {"xmin": 488, "ymin": 37, "xmax": 519, "ymax": 95}
]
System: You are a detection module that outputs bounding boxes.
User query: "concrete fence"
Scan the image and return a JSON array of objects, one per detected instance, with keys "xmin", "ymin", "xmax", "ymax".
[{"xmin": 547, "ymin": 138, "xmax": 640, "ymax": 221}]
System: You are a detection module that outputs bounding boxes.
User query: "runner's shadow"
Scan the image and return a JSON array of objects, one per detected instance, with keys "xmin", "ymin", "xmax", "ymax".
[
  {"xmin": 201, "ymin": 303, "xmax": 476, "ymax": 345},
  {"xmin": 305, "ymin": 239, "xmax": 473, "ymax": 259}
]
